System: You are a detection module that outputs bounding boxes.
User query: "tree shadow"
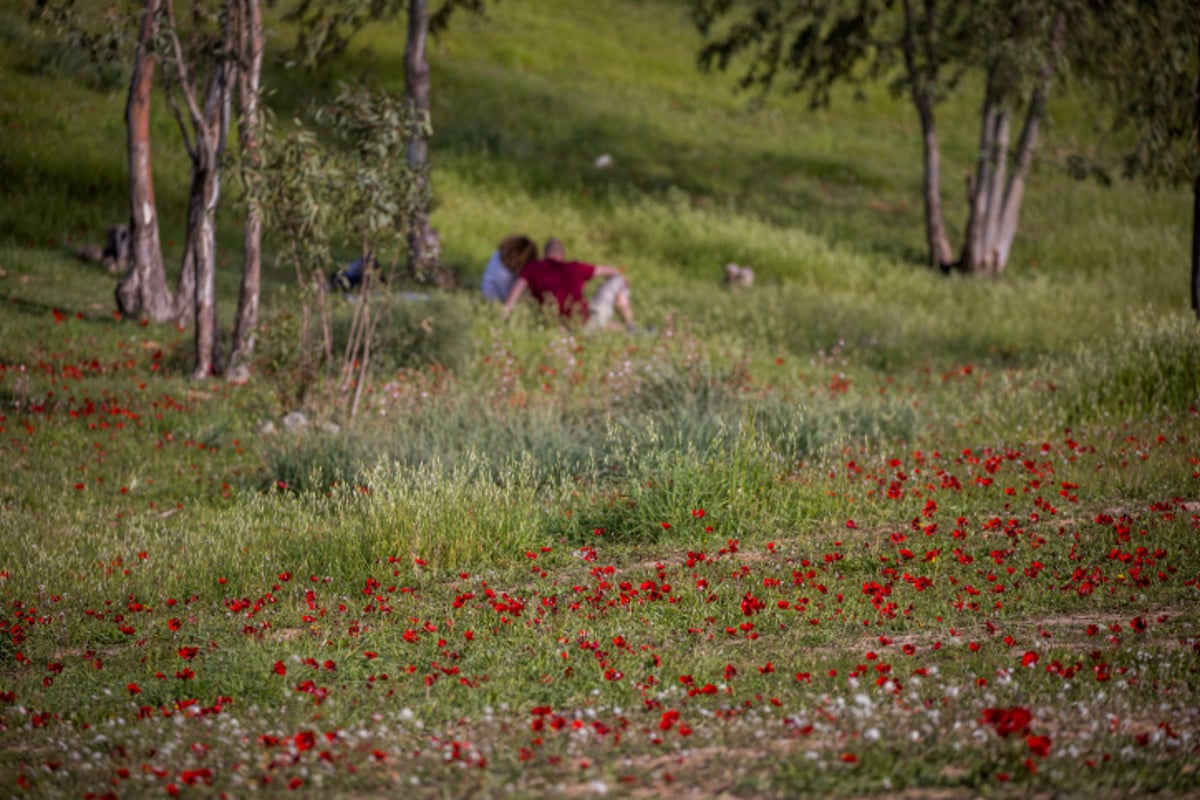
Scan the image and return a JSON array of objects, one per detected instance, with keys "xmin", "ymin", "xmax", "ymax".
[{"xmin": 272, "ymin": 48, "xmax": 933, "ymax": 272}]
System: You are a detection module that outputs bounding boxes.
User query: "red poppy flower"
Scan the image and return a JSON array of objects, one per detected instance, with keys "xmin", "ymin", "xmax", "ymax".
[{"xmin": 1026, "ymin": 734, "xmax": 1052, "ymax": 757}]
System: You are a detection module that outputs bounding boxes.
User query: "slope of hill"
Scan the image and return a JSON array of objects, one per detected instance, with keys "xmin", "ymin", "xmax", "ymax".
[{"xmin": 0, "ymin": 0, "xmax": 1191, "ymax": 369}]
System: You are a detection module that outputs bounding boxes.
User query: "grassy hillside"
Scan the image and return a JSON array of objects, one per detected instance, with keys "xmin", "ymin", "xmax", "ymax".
[
  {"xmin": 2, "ymin": 0, "xmax": 1192, "ymax": 317},
  {"xmin": 1, "ymin": 2, "xmax": 1198, "ymax": 797}
]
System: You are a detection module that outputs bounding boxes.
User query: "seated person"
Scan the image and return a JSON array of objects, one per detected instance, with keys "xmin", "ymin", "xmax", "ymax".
[
  {"xmin": 501, "ymin": 238, "xmax": 636, "ymax": 332},
  {"xmin": 329, "ymin": 257, "xmax": 367, "ymax": 292},
  {"xmin": 481, "ymin": 234, "xmax": 539, "ymax": 302}
]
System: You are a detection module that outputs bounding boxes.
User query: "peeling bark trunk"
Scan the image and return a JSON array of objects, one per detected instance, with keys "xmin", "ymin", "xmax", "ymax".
[
  {"xmin": 116, "ymin": 0, "xmax": 174, "ymax": 321},
  {"xmin": 161, "ymin": 0, "xmax": 234, "ymax": 379},
  {"xmin": 963, "ymin": 74, "xmax": 997, "ymax": 272},
  {"xmin": 959, "ymin": 69, "xmax": 1050, "ymax": 276},
  {"xmin": 982, "ymin": 110, "xmax": 1011, "ymax": 266},
  {"xmin": 991, "ymin": 82, "xmax": 1045, "ymax": 273},
  {"xmin": 189, "ymin": 178, "xmax": 218, "ymax": 378},
  {"xmin": 174, "ymin": 207, "xmax": 197, "ymax": 325},
  {"xmin": 190, "ymin": 66, "xmax": 232, "ymax": 380},
  {"xmin": 404, "ymin": 0, "xmax": 445, "ymax": 285},
  {"xmin": 961, "ymin": 95, "xmax": 1010, "ymax": 275},
  {"xmin": 226, "ymin": 0, "xmax": 264, "ymax": 382},
  {"xmin": 959, "ymin": 13, "xmax": 1063, "ymax": 277}
]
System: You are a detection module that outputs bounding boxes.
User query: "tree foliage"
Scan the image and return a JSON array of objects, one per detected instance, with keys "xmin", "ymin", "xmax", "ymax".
[
  {"xmin": 254, "ymin": 84, "xmax": 431, "ymax": 415},
  {"xmin": 314, "ymin": 84, "xmax": 432, "ymax": 263},
  {"xmin": 691, "ymin": 0, "xmax": 1073, "ymax": 276},
  {"xmin": 281, "ymin": 0, "xmax": 489, "ymax": 67},
  {"xmin": 1075, "ymin": 1, "xmax": 1199, "ymax": 190},
  {"xmin": 28, "ymin": 0, "xmax": 135, "ymax": 86},
  {"xmin": 1078, "ymin": 0, "xmax": 1198, "ymax": 316}
]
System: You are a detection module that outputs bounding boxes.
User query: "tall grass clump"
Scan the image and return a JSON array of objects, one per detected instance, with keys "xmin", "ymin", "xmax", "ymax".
[
  {"xmin": 301, "ymin": 451, "xmax": 552, "ymax": 571},
  {"xmin": 27, "ymin": 452, "xmax": 556, "ymax": 600},
  {"xmin": 255, "ymin": 289, "xmax": 475, "ymax": 412},
  {"xmin": 1055, "ymin": 312, "xmax": 1200, "ymax": 423},
  {"xmin": 261, "ymin": 429, "xmax": 380, "ymax": 493},
  {"xmin": 261, "ymin": 316, "xmax": 923, "ymax": 504},
  {"xmin": 549, "ymin": 420, "xmax": 803, "ymax": 544}
]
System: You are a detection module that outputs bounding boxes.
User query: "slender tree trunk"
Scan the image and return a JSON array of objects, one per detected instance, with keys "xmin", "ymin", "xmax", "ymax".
[
  {"xmin": 226, "ymin": 0, "xmax": 264, "ymax": 382},
  {"xmin": 990, "ymin": 81, "xmax": 1046, "ymax": 274},
  {"xmin": 965, "ymin": 12, "xmax": 1063, "ymax": 277},
  {"xmin": 189, "ymin": 180, "xmax": 218, "ymax": 378},
  {"xmin": 160, "ymin": 0, "xmax": 233, "ymax": 378},
  {"xmin": 174, "ymin": 212, "xmax": 197, "ymax": 325},
  {"xmin": 982, "ymin": 110, "xmax": 1011, "ymax": 268},
  {"xmin": 405, "ymin": 0, "xmax": 445, "ymax": 284},
  {"xmin": 116, "ymin": 0, "xmax": 174, "ymax": 321},
  {"xmin": 900, "ymin": 0, "xmax": 953, "ymax": 270},
  {"xmin": 190, "ymin": 66, "xmax": 233, "ymax": 380},
  {"xmin": 339, "ymin": 246, "xmax": 376, "ymax": 396},
  {"xmin": 958, "ymin": 14, "xmax": 1059, "ymax": 278},
  {"xmin": 961, "ymin": 95, "xmax": 1013, "ymax": 275},
  {"xmin": 962, "ymin": 72, "xmax": 1000, "ymax": 274},
  {"xmin": 1190, "ymin": 40, "xmax": 1199, "ymax": 319},
  {"xmin": 914, "ymin": 95, "xmax": 955, "ymax": 270},
  {"xmin": 1192, "ymin": 171, "xmax": 1200, "ymax": 319}
]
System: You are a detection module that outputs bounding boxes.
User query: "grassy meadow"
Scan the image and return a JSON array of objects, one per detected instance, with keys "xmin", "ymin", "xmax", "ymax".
[{"xmin": 1, "ymin": 0, "xmax": 1199, "ymax": 796}]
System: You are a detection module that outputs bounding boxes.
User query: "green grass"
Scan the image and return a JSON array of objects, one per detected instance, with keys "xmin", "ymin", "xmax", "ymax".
[{"xmin": 1, "ymin": 0, "xmax": 1199, "ymax": 796}]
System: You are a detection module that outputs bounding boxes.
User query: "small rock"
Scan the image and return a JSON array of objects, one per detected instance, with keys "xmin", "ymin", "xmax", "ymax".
[
  {"xmin": 282, "ymin": 411, "xmax": 308, "ymax": 430},
  {"xmin": 724, "ymin": 262, "xmax": 755, "ymax": 288},
  {"xmin": 255, "ymin": 419, "xmax": 277, "ymax": 436},
  {"xmin": 226, "ymin": 364, "xmax": 251, "ymax": 385}
]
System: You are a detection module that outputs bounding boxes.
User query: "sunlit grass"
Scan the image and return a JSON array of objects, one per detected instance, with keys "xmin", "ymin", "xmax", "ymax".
[{"xmin": 1, "ymin": 0, "xmax": 1198, "ymax": 796}]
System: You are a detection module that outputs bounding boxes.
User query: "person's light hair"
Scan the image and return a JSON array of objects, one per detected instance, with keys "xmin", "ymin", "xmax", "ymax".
[{"xmin": 543, "ymin": 238, "xmax": 565, "ymax": 259}]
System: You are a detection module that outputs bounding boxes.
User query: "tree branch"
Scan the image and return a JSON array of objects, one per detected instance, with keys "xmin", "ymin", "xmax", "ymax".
[
  {"xmin": 163, "ymin": 80, "xmax": 197, "ymax": 159},
  {"xmin": 163, "ymin": 0, "xmax": 205, "ymax": 130}
]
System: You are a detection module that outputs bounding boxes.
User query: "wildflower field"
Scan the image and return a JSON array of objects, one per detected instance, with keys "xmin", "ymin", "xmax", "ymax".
[{"xmin": 2, "ymin": 0, "xmax": 1200, "ymax": 796}]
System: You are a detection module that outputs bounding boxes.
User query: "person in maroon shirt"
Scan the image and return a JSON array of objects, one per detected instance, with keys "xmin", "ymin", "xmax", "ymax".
[{"xmin": 501, "ymin": 238, "xmax": 636, "ymax": 331}]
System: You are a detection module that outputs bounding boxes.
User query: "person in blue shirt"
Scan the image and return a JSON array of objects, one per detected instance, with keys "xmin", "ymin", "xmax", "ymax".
[{"xmin": 481, "ymin": 234, "xmax": 538, "ymax": 302}]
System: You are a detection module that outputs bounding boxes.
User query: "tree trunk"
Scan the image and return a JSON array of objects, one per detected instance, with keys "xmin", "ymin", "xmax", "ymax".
[
  {"xmin": 959, "ymin": 67, "xmax": 1051, "ymax": 277},
  {"xmin": 1191, "ymin": 39, "xmax": 1199, "ymax": 320},
  {"xmin": 900, "ymin": 0, "xmax": 953, "ymax": 270},
  {"xmin": 174, "ymin": 227, "xmax": 196, "ymax": 325},
  {"xmin": 116, "ymin": 0, "xmax": 174, "ymax": 321},
  {"xmin": 969, "ymin": 8, "xmax": 1065, "ymax": 278},
  {"xmin": 961, "ymin": 79, "xmax": 1015, "ymax": 276},
  {"xmin": 226, "ymin": 0, "xmax": 265, "ymax": 382},
  {"xmin": 981, "ymin": 109, "xmax": 1011, "ymax": 265},
  {"xmin": 405, "ymin": 0, "xmax": 445, "ymax": 284},
  {"xmin": 990, "ymin": 82, "xmax": 1046, "ymax": 274},
  {"xmin": 190, "ymin": 66, "xmax": 233, "ymax": 380},
  {"xmin": 159, "ymin": 0, "xmax": 234, "ymax": 378},
  {"xmin": 1192, "ymin": 171, "xmax": 1200, "ymax": 320},
  {"xmin": 914, "ymin": 94, "xmax": 955, "ymax": 271},
  {"xmin": 962, "ymin": 73, "xmax": 1000, "ymax": 273}
]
